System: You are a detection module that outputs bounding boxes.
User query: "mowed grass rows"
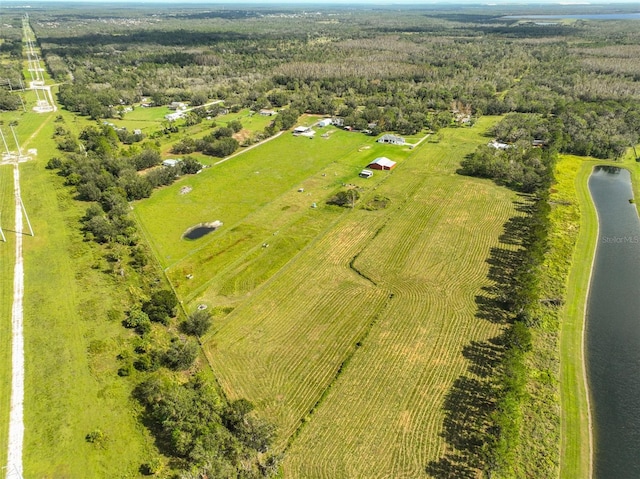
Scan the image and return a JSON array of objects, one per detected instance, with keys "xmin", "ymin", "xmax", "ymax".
[
  {"xmin": 285, "ymin": 180, "xmax": 515, "ymax": 477},
  {"xmin": 194, "ymin": 117, "xmax": 519, "ymax": 476}
]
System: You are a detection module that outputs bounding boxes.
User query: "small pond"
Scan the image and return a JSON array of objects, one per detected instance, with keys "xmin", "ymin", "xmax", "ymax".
[{"xmin": 182, "ymin": 221, "xmax": 222, "ymax": 240}]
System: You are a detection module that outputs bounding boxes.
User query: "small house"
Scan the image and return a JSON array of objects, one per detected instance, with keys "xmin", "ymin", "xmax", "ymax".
[
  {"xmin": 377, "ymin": 134, "xmax": 405, "ymax": 145},
  {"xmin": 260, "ymin": 109, "xmax": 276, "ymax": 116},
  {"xmin": 293, "ymin": 126, "xmax": 310, "ymax": 134},
  {"xmin": 168, "ymin": 102, "xmax": 186, "ymax": 111},
  {"xmin": 359, "ymin": 169, "xmax": 374, "ymax": 178},
  {"xmin": 367, "ymin": 157, "xmax": 397, "ymax": 171},
  {"xmin": 165, "ymin": 112, "xmax": 184, "ymax": 122},
  {"xmin": 163, "ymin": 159, "xmax": 182, "ymax": 167},
  {"xmin": 293, "ymin": 126, "xmax": 315, "ymax": 137}
]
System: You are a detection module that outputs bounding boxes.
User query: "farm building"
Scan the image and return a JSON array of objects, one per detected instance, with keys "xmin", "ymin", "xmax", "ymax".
[
  {"xmin": 377, "ymin": 134, "xmax": 405, "ymax": 145},
  {"xmin": 368, "ymin": 157, "xmax": 397, "ymax": 170},
  {"xmin": 359, "ymin": 169, "xmax": 374, "ymax": 178},
  {"xmin": 317, "ymin": 118, "xmax": 332, "ymax": 127},
  {"xmin": 259, "ymin": 109, "xmax": 276, "ymax": 116},
  {"xmin": 293, "ymin": 126, "xmax": 315, "ymax": 137}
]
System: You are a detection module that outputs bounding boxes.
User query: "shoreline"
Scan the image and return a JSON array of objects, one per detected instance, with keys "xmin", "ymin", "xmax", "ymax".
[
  {"xmin": 580, "ymin": 164, "xmax": 598, "ymax": 479},
  {"xmin": 557, "ymin": 157, "xmax": 600, "ymax": 479}
]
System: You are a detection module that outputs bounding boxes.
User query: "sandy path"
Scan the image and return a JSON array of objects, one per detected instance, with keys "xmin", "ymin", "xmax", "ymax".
[
  {"xmin": 6, "ymin": 163, "xmax": 24, "ymax": 479},
  {"xmin": 214, "ymin": 130, "xmax": 284, "ymax": 166}
]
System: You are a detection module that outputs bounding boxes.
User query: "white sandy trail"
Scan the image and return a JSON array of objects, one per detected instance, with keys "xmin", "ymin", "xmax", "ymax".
[{"xmin": 6, "ymin": 163, "xmax": 24, "ymax": 479}]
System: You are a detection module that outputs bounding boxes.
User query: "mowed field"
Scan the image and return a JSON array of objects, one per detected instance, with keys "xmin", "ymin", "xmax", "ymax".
[
  {"xmin": 283, "ymin": 137, "xmax": 515, "ymax": 477},
  {"xmin": 155, "ymin": 117, "xmax": 521, "ymax": 476},
  {"xmin": 134, "ymin": 126, "xmax": 415, "ymax": 306}
]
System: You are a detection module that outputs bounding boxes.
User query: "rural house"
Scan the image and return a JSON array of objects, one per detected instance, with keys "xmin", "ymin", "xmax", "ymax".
[
  {"xmin": 377, "ymin": 134, "xmax": 405, "ymax": 145},
  {"xmin": 293, "ymin": 126, "xmax": 315, "ymax": 137},
  {"xmin": 168, "ymin": 101, "xmax": 186, "ymax": 110}
]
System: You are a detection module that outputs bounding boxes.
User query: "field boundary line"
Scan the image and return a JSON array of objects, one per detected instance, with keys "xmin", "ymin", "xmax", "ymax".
[{"xmin": 283, "ymin": 289, "xmax": 394, "ymax": 452}]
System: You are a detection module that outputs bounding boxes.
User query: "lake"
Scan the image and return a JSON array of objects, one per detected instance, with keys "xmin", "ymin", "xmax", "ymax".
[
  {"xmin": 586, "ymin": 166, "xmax": 640, "ymax": 478},
  {"xmin": 503, "ymin": 13, "xmax": 640, "ymax": 20}
]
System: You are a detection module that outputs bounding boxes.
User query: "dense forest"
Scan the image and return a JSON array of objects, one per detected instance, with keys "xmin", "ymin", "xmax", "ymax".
[
  {"xmin": 3, "ymin": 4, "xmax": 640, "ymax": 478},
  {"xmin": 19, "ymin": 5, "xmax": 640, "ymax": 159}
]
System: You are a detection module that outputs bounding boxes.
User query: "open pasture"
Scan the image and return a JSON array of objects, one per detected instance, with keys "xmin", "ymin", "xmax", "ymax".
[
  {"xmin": 215, "ymin": 107, "xmax": 277, "ymax": 132},
  {"xmin": 284, "ymin": 132, "xmax": 516, "ymax": 477},
  {"xmin": 199, "ymin": 117, "xmax": 519, "ymax": 476},
  {"xmin": 134, "ymin": 128, "xmax": 409, "ymax": 302}
]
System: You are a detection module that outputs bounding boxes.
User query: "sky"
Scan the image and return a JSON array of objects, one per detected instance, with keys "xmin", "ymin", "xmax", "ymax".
[{"xmin": 6, "ymin": 0, "xmax": 640, "ymax": 3}]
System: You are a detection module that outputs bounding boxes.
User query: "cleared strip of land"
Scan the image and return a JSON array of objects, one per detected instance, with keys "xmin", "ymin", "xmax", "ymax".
[
  {"xmin": 0, "ymin": 165, "xmax": 16, "ymax": 471},
  {"xmin": 556, "ymin": 156, "xmax": 597, "ymax": 479},
  {"xmin": 7, "ymin": 163, "xmax": 25, "ymax": 479}
]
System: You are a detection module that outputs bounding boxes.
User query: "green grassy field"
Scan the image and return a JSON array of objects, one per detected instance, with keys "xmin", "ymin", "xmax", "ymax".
[
  {"xmin": 167, "ymin": 118, "xmax": 521, "ymax": 476},
  {"xmin": 215, "ymin": 107, "xmax": 276, "ymax": 132},
  {"xmin": 134, "ymin": 127, "xmax": 413, "ymax": 304},
  {"xmin": 554, "ymin": 155, "xmax": 599, "ymax": 479}
]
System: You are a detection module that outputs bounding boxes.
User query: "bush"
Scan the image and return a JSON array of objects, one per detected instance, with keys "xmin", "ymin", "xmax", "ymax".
[
  {"xmin": 327, "ymin": 189, "xmax": 360, "ymax": 208},
  {"xmin": 143, "ymin": 290, "xmax": 178, "ymax": 325},
  {"xmin": 85, "ymin": 429, "xmax": 108, "ymax": 448},
  {"xmin": 163, "ymin": 338, "xmax": 198, "ymax": 371},
  {"xmin": 181, "ymin": 309, "xmax": 212, "ymax": 337}
]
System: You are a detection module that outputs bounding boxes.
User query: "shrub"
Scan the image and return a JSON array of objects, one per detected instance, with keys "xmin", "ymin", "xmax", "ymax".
[
  {"xmin": 163, "ymin": 338, "xmax": 198, "ymax": 371},
  {"xmin": 181, "ymin": 309, "xmax": 212, "ymax": 337},
  {"xmin": 327, "ymin": 189, "xmax": 360, "ymax": 208}
]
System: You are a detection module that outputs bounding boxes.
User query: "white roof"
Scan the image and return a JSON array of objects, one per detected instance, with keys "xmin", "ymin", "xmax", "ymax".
[
  {"xmin": 369, "ymin": 157, "xmax": 396, "ymax": 168},
  {"xmin": 294, "ymin": 126, "xmax": 310, "ymax": 132},
  {"xmin": 488, "ymin": 140, "xmax": 509, "ymax": 149}
]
